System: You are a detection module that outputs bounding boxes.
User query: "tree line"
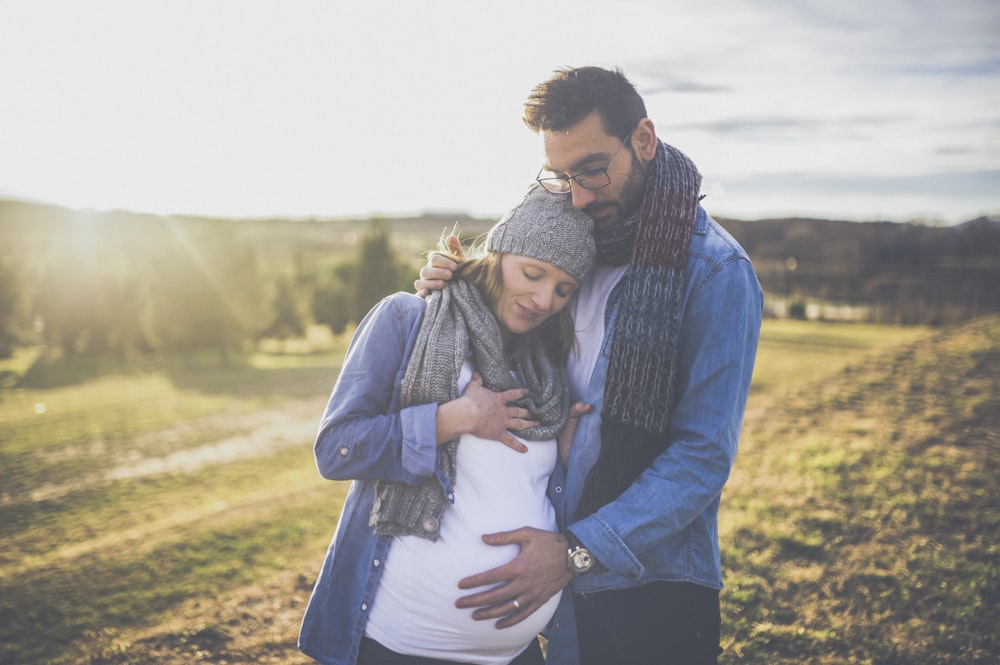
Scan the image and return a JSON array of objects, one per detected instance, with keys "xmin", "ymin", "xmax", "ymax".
[
  {"xmin": 0, "ymin": 202, "xmax": 415, "ymax": 364},
  {"xmin": 3, "ymin": 201, "xmax": 998, "ymax": 368},
  {"xmin": 722, "ymin": 216, "xmax": 1000, "ymax": 325}
]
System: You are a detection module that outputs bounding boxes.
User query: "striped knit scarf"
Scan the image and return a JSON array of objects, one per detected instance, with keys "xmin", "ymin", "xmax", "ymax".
[
  {"xmin": 576, "ymin": 141, "xmax": 701, "ymax": 519},
  {"xmin": 370, "ymin": 279, "xmax": 570, "ymax": 540}
]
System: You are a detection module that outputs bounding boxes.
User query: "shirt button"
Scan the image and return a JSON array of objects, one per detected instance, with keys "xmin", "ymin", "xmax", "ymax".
[
  {"xmin": 422, "ymin": 517, "xmax": 439, "ymax": 532},
  {"xmin": 361, "ymin": 603, "xmax": 368, "ymax": 611},
  {"xmin": 373, "ymin": 559, "xmax": 381, "ymax": 567},
  {"xmin": 554, "ymin": 486, "xmax": 562, "ymax": 493},
  {"xmin": 446, "ymin": 492, "xmax": 455, "ymax": 501},
  {"xmin": 338, "ymin": 446, "xmax": 349, "ymax": 456}
]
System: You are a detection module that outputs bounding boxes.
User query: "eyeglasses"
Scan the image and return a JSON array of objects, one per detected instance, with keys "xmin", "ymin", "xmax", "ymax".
[{"xmin": 535, "ymin": 130, "xmax": 633, "ymax": 194}]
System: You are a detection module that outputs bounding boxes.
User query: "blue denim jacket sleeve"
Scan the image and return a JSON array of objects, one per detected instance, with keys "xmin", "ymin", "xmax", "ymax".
[
  {"xmin": 564, "ymin": 213, "xmax": 763, "ymax": 584},
  {"xmin": 314, "ymin": 292, "xmax": 441, "ymax": 486}
]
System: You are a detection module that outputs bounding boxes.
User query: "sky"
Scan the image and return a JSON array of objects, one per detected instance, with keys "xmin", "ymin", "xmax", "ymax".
[{"xmin": 1, "ymin": 0, "xmax": 998, "ymax": 225}]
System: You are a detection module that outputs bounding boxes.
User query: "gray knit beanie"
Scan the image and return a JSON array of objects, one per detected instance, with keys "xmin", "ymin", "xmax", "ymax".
[{"xmin": 486, "ymin": 185, "xmax": 596, "ymax": 283}]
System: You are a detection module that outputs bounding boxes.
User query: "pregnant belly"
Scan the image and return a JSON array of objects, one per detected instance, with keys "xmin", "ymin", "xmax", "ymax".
[{"xmin": 366, "ymin": 525, "xmax": 561, "ymax": 661}]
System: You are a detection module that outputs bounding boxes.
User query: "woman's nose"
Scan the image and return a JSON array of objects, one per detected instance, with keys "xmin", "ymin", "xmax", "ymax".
[{"xmin": 533, "ymin": 287, "xmax": 555, "ymax": 311}]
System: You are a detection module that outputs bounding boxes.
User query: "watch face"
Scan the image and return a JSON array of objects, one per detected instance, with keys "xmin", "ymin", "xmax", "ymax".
[{"xmin": 570, "ymin": 547, "xmax": 593, "ymax": 572}]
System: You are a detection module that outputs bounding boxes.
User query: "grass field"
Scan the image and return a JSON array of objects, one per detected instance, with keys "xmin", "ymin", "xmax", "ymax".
[{"xmin": 1, "ymin": 317, "xmax": 997, "ymax": 664}]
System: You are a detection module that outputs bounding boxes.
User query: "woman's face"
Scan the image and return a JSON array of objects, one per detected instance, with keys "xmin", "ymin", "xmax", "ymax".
[{"xmin": 493, "ymin": 254, "xmax": 579, "ymax": 335}]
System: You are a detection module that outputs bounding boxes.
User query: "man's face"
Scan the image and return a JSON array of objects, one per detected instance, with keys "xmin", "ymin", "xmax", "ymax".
[{"xmin": 540, "ymin": 111, "xmax": 647, "ymax": 233}]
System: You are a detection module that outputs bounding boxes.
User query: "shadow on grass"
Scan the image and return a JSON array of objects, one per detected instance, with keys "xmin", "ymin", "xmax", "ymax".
[
  {"xmin": 0, "ymin": 516, "xmax": 308, "ymax": 665},
  {"xmin": 0, "ymin": 552, "xmax": 184, "ymax": 664},
  {"xmin": 17, "ymin": 352, "xmax": 141, "ymax": 390},
  {"xmin": 12, "ymin": 348, "xmax": 342, "ymax": 401},
  {"xmin": 164, "ymin": 361, "xmax": 339, "ymax": 400}
]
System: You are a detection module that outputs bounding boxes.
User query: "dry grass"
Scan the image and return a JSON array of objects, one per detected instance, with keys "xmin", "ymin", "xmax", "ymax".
[
  {"xmin": 720, "ymin": 316, "xmax": 999, "ymax": 663},
  {"xmin": 1, "ymin": 317, "xmax": 997, "ymax": 664}
]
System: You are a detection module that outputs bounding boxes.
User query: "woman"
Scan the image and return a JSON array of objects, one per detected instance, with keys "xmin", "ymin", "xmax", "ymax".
[{"xmin": 298, "ymin": 185, "xmax": 596, "ymax": 665}]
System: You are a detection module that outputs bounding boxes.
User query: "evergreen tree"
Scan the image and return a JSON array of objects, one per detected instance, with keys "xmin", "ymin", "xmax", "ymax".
[
  {"xmin": 262, "ymin": 275, "xmax": 307, "ymax": 340},
  {"xmin": 312, "ymin": 261, "xmax": 356, "ymax": 336},
  {"xmin": 311, "ymin": 222, "xmax": 416, "ymax": 337},
  {"xmin": 352, "ymin": 220, "xmax": 398, "ymax": 322}
]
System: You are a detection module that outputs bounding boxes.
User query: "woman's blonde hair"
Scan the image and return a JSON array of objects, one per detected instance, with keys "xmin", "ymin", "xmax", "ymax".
[{"xmin": 435, "ymin": 235, "xmax": 576, "ymax": 363}]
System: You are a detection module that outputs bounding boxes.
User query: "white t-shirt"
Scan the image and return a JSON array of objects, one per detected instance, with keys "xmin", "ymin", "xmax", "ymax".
[
  {"xmin": 568, "ymin": 264, "xmax": 629, "ymax": 401},
  {"xmin": 365, "ymin": 360, "xmax": 561, "ymax": 664}
]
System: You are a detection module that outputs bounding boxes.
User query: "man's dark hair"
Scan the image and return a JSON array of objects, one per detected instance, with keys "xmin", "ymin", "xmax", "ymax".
[{"xmin": 523, "ymin": 66, "xmax": 647, "ymax": 141}]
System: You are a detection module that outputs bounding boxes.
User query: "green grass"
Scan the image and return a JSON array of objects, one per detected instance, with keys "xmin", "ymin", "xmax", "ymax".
[
  {"xmin": 749, "ymin": 319, "xmax": 931, "ymax": 395},
  {"xmin": 1, "ymin": 318, "xmax": 997, "ymax": 664}
]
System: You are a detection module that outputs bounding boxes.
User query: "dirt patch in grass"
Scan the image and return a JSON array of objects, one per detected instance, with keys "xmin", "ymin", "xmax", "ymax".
[{"xmin": 70, "ymin": 567, "xmax": 318, "ymax": 665}]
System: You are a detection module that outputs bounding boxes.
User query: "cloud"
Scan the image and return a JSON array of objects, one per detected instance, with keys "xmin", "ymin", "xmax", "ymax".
[
  {"xmin": 894, "ymin": 56, "xmax": 1000, "ymax": 79},
  {"xmin": 724, "ymin": 169, "xmax": 1000, "ymax": 198},
  {"xmin": 672, "ymin": 114, "xmax": 908, "ymax": 141},
  {"xmin": 1, "ymin": 0, "xmax": 997, "ymax": 224},
  {"xmin": 638, "ymin": 78, "xmax": 733, "ymax": 95}
]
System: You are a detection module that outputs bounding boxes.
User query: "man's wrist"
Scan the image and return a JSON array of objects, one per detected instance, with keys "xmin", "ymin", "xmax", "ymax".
[{"xmin": 565, "ymin": 530, "xmax": 594, "ymax": 575}]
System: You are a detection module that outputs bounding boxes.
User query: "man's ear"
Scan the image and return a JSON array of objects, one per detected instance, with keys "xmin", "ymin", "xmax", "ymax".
[{"xmin": 632, "ymin": 118, "xmax": 658, "ymax": 163}]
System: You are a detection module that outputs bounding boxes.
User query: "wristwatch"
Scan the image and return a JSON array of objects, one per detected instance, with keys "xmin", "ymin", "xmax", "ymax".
[{"xmin": 565, "ymin": 532, "xmax": 594, "ymax": 575}]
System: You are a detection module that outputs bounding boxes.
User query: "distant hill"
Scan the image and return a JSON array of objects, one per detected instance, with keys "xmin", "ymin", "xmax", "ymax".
[
  {"xmin": 0, "ymin": 199, "xmax": 495, "ymax": 266},
  {"xmin": 2, "ymin": 199, "xmax": 998, "ymax": 325},
  {"xmin": 224, "ymin": 212, "xmax": 496, "ymax": 264}
]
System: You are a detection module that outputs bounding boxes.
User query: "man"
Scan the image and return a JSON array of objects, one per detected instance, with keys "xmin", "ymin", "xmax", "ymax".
[{"xmin": 417, "ymin": 66, "xmax": 762, "ymax": 664}]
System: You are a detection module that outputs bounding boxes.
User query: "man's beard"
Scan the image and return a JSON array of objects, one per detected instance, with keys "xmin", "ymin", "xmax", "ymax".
[{"xmin": 592, "ymin": 154, "xmax": 647, "ymax": 265}]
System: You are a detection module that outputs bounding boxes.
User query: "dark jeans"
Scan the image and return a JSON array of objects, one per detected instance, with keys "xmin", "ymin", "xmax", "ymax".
[
  {"xmin": 358, "ymin": 635, "xmax": 544, "ymax": 665},
  {"xmin": 572, "ymin": 581, "xmax": 722, "ymax": 665}
]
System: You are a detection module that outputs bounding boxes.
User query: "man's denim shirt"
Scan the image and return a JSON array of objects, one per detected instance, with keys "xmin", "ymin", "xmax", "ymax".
[{"xmin": 545, "ymin": 208, "xmax": 762, "ymax": 664}]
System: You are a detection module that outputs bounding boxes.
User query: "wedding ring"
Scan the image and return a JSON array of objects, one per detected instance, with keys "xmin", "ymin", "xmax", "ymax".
[{"xmin": 512, "ymin": 598, "xmax": 521, "ymax": 610}]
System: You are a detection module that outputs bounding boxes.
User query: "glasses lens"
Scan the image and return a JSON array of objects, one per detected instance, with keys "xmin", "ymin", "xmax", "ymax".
[
  {"xmin": 574, "ymin": 170, "xmax": 611, "ymax": 190},
  {"xmin": 537, "ymin": 177, "xmax": 571, "ymax": 194}
]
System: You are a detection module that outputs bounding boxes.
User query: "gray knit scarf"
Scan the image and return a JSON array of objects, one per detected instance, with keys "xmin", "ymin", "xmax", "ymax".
[
  {"xmin": 576, "ymin": 140, "xmax": 701, "ymax": 518},
  {"xmin": 370, "ymin": 278, "xmax": 570, "ymax": 540}
]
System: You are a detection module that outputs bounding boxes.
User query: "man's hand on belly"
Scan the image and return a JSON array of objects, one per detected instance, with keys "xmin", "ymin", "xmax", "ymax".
[{"xmin": 455, "ymin": 527, "xmax": 573, "ymax": 629}]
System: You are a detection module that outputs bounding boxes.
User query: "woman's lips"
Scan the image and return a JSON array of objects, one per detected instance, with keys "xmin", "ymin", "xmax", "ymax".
[{"xmin": 517, "ymin": 303, "xmax": 541, "ymax": 321}]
